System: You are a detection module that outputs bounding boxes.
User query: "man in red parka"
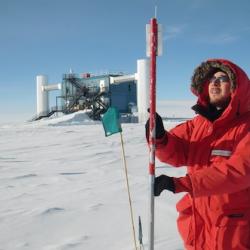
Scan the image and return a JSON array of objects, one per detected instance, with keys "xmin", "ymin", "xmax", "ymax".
[{"xmin": 146, "ymin": 59, "xmax": 250, "ymax": 249}]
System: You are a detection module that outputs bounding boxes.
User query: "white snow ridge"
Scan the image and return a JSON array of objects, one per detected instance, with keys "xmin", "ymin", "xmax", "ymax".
[{"xmin": 0, "ymin": 111, "xmax": 187, "ymax": 250}]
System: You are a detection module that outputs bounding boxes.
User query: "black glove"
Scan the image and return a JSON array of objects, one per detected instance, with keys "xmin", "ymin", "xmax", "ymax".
[
  {"xmin": 145, "ymin": 112, "xmax": 165, "ymax": 142},
  {"xmin": 154, "ymin": 175, "xmax": 175, "ymax": 196}
]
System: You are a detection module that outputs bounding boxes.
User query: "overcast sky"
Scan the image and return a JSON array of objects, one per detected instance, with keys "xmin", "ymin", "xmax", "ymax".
[{"xmin": 1, "ymin": 0, "xmax": 249, "ymax": 122}]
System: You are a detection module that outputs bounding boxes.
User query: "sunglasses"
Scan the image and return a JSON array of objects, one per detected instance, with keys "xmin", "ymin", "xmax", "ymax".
[{"xmin": 209, "ymin": 75, "xmax": 230, "ymax": 84}]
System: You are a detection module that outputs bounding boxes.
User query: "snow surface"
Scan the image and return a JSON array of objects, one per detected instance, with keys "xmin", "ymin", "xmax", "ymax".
[{"xmin": 0, "ymin": 111, "xmax": 189, "ymax": 250}]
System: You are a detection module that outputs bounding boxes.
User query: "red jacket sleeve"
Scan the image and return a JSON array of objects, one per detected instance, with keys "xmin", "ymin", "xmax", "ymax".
[
  {"xmin": 174, "ymin": 176, "xmax": 193, "ymax": 193},
  {"xmin": 180, "ymin": 131, "xmax": 250, "ymax": 197},
  {"xmin": 155, "ymin": 119, "xmax": 194, "ymax": 167}
]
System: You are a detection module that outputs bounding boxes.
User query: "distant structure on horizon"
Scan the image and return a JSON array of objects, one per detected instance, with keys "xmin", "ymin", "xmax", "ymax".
[{"xmin": 33, "ymin": 59, "xmax": 150, "ymax": 123}]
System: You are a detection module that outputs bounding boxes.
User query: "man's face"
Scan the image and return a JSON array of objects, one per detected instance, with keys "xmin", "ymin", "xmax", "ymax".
[{"xmin": 208, "ymin": 71, "xmax": 232, "ymax": 109}]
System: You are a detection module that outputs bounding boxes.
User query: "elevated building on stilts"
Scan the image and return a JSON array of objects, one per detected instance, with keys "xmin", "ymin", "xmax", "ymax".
[{"xmin": 33, "ymin": 59, "xmax": 149, "ymax": 123}]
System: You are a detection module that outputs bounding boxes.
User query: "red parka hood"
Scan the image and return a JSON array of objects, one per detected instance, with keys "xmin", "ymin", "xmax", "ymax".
[{"xmin": 191, "ymin": 59, "xmax": 250, "ymax": 122}]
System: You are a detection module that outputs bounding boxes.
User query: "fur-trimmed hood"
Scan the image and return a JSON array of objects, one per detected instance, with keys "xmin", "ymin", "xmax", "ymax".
[
  {"xmin": 191, "ymin": 59, "xmax": 250, "ymax": 120},
  {"xmin": 191, "ymin": 60, "xmax": 236, "ymax": 94}
]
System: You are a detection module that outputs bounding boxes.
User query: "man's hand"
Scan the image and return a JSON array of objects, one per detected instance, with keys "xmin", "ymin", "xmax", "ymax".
[
  {"xmin": 145, "ymin": 112, "xmax": 165, "ymax": 142},
  {"xmin": 154, "ymin": 175, "xmax": 175, "ymax": 196}
]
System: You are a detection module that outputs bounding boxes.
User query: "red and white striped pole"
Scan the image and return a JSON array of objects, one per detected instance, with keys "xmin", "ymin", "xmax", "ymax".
[{"xmin": 148, "ymin": 17, "xmax": 158, "ymax": 250}]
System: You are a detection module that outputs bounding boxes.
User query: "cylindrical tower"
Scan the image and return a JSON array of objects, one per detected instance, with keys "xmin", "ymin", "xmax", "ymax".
[
  {"xmin": 137, "ymin": 59, "xmax": 150, "ymax": 123},
  {"xmin": 36, "ymin": 75, "xmax": 49, "ymax": 116}
]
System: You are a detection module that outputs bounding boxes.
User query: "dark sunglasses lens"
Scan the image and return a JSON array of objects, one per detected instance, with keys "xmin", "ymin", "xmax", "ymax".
[
  {"xmin": 220, "ymin": 76, "xmax": 229, "ymax": 82},
  {"xmin": 210, "ymin": 76, "xmax": 229, "ymax": 83}
]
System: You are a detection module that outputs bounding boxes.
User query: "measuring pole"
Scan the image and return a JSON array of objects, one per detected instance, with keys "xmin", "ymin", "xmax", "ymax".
[{"xmin": 148, "ymin": 17, "xmax": 158, "ymax": 250}]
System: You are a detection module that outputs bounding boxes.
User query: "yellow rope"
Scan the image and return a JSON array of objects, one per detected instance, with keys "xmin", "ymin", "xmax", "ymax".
[{"xmin": 120, "ymin": 132, "xmax": 138, "ymax": 250}]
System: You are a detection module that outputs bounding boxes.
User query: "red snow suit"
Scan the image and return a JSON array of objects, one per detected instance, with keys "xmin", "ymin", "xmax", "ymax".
[{"xmin": 155, "ymin": 59, "xmax": 250, "ymax": 249}]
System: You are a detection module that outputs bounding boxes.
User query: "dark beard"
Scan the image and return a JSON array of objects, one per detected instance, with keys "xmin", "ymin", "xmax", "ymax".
[
  {"xmin": 192, "ymin": 99, "xmax": 230, "ymax": 122},
  {"xmin": 209, "ymin": 96, "xmax": 231, "ymax": 110}
]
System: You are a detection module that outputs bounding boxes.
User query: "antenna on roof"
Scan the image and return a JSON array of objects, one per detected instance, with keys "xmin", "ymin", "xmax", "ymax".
[{"xmin": 155, "ymin": 5, "xmax": 157, "ymax": 18}]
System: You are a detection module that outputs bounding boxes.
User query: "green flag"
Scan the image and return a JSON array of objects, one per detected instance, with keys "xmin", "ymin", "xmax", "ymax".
[{"xmin": 102, "ymin": 107, "xmax": 122, "ymax": 137}]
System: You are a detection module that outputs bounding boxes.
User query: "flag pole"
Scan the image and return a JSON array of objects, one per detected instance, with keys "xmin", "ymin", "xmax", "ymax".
[
  {"xmin": 148, "ymin": 17, "xmax": 158, "ymax": 250},
  {"xmin": 101, "ymin": 107, "xmax": 137, "ymax": 249},
  {"xmin": 120, "ymin": 132, "xmax": 138, "ymax": 250}
]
